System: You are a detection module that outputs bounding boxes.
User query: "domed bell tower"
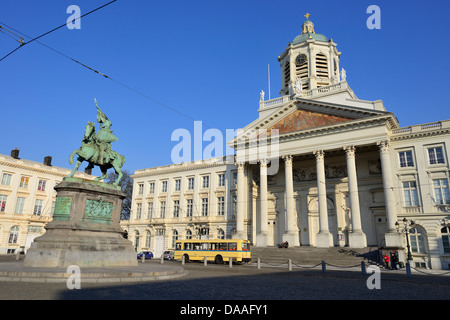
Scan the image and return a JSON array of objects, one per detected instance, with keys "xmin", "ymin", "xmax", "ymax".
[{"xmin": 278, "ymin": 14, "xmax": 342, "ymax": 96}]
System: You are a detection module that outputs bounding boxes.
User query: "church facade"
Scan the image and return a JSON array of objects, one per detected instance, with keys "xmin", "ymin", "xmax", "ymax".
[{"xmin": 121, "ymin": 17, "xmax": 450, "ymax": 270}]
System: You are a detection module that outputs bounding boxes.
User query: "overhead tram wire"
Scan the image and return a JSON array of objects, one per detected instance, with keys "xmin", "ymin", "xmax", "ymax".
[
  {"xmin": 0, "ymin": 2, "xmax": 207, "ymax": 126},
  {"xmin": 0, "ymin": 24, "xmax": 204, "ymax": 125},
  {"xmin": 0, "ymin": 0, "xmax": 117, "ymax": 62}
]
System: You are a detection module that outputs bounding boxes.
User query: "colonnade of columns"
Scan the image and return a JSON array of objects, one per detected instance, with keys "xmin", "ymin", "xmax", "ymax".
[{"xmin": 236, "ymin": 141, "xmax": 400, "ymax": 248}]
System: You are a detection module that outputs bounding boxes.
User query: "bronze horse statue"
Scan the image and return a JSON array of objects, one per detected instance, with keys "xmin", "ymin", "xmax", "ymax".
[{"xmin": 67, "ymin": 121, "xmax": 125, "ymax": 185}]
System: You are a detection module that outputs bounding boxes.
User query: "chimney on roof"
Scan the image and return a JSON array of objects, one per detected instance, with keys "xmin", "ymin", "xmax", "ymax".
[
  {"xmin": 43, "ymin": 156, "xmax": 52, "ymax": 166},
  {"xmin": 11, "ymin": 148, "xmax": 19, "ymax": 159}
]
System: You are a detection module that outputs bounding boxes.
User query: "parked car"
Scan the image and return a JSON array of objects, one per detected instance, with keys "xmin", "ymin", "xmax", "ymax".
[
  {"xmin": 163, "ymin": 250, "xmax": 174, "ymax": 260},
  {"xmin": 137, "ymin": 251, "xmax": 153, "ymax": 260}
]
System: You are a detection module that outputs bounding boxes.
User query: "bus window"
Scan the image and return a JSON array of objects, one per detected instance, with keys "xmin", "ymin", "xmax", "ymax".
[
  {"xmin": 219, "ymin": 242, "xmax": 227, "ymax": 251},
  {"xmin": 184, "ymin": 243, "xmax": 192, "ymax": 250},
  {"xmin": 175, "ymin": 242, "xmax": 182, "ymax": 250},
  {"xmin": 193, "ymin": 243, "xmax": 201, "ymax": 250},
  {"xmin": 229, "ymin": 242, "xmax": 237, "ymax": 251},
  {"xmin": 210, "ymin": 243, "xmax": 219, "ymax": 250},
  {"xmin": 201, "ymin": 243, "xmax": 208, "ymax": 250},
  {"xmin": 242, "ymin": 243, "xmax": 250, "ymax": 251}
]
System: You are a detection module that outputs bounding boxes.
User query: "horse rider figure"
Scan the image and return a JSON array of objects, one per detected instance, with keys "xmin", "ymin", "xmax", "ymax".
[{"xmin": 94, "ymin": 99, "xmax": 118, "ymax": 166}]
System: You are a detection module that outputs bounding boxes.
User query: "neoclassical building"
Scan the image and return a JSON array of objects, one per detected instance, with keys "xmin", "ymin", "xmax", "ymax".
[
  {"xmin": 0, "ymin": 149, "xmax": 93, "ymax": 254},
  {"xmin": 122, "ymin": 16, "xmax": 450, "ymax": 269}
]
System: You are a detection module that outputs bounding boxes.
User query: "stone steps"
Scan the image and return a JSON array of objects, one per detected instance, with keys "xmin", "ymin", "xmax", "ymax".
[{"xmin": 250, "ymin": 246, "xmax": 381, "ymax": 266}]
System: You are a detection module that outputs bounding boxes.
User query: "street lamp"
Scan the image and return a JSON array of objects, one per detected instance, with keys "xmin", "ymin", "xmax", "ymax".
[{"xmin": 395, "ymin": 217, "xmax": 414, "ymax": 261}]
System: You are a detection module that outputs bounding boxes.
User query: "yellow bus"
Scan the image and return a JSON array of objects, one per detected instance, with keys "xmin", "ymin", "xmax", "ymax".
[{"xmin": 174, "ymin": 239, "xmax": 251, "ymax": 264}]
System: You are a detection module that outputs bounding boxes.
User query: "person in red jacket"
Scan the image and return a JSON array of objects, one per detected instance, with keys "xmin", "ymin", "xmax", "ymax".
[{"xmin": 384, "ymin": 253, "xmax": 390, "ymax": 269}]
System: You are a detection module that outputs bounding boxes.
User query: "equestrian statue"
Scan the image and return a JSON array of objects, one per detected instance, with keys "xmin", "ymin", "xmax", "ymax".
[{"xmin": 67, "ymin": 99, "xmax": 125, "ymax": 185}]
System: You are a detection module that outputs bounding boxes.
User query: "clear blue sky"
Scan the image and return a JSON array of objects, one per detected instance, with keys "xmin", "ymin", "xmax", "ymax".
[{"xmin": 1, "ymin": 0, "xmax": 449, "ymax": 176}]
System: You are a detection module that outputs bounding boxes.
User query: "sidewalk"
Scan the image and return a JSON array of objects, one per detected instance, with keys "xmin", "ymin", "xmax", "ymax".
[{"xmin": 0, "ymin": 256, "xmax": 188, "ymax": 283}]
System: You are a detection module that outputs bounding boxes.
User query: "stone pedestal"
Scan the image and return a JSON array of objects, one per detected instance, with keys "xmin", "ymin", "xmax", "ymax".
[{"xmin": 24, "ymin": 178, "xmax": 137, "ymax": 268}]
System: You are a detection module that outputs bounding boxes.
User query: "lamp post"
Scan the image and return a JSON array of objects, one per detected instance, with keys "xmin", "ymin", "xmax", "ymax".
[{"xmin": 395, "ymin": 217, "xmax": 414, "ymax": 261}]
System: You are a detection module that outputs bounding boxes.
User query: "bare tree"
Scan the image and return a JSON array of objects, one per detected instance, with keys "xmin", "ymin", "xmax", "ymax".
[{"xmin": 106, "ymin": 169, "xmax": 133, "ymax": 220}]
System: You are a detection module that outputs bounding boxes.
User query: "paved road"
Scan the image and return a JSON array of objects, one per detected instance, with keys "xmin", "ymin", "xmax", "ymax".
[{"xmin": 0, "ymin": 257, "xmax": 449, "ymax": 302}]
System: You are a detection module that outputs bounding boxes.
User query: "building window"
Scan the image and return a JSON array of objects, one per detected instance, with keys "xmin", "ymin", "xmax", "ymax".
[
  {"xmin": 0, "ymin": 194, "xmax": 7, "ymax": 212},
  {"xmin": 217, "ymin": 229, "xmax": 225, "ymax": 239},
  {"xmin": 217, "ymin": 196, "xmax": 225, "ymax": 216},
  {"xmin": 160, "ymin": 201, "xmax": 166, "ymax": 218},
  {"xmin": 428, "ymin": 146, "xmax": 445, "ymax": 165},
  {"xmin": 232, "ymin": 195, "xmax": 237, "ymax": 217},
  {"xmin": 145, "ymin": 231, "xmax": 151, "ymax": 248},
  {"xmin": 138, "ymin": 183, "xmax": 144, "ymax": 195},
  {"xmin": 202, "ymin": 176, "xmax": 209, "ymax": 188},
  {"xmin": 1, "ymin": 173, "xmax": 12, "ymax": 186},
  {"xmin": 147, "ymin": 202, "xmax": 153, "ymax": 219},
  {"xmin": 186, "ymin": 229, "xmax": 192, "ymax": 240},
  {"xmin": 315, "ymin": 53, "xmax": 329, "ymax": 85},
  {"xmin": 399, "ymin": 150, "xmax": 414, "ymax": 168},
  {"xmin": 188, "ymin": 177, "xmax": 194, "ymax": 190},
  {"xmin": 402, "ymin": 181, "xmax": 419, "ymax": 207},
  {"xmin": 201, "ymin": 198, "xmax": 208, "ymax": 216},
  {"xmin": 37, "ymin": 180, "xmax": 46, "ymax": 191},
  {"xmin": 186, "ymin": 199, "xmax": 193, "ymax": 217},
  {"xmin": 409, "ymin": 227, "xmax": 426, "ymax": 254},
  {"xmin": 173, "ymin": 200, "xmax": 180, "ymax": 218},
  {"xmin": 175, "ymin": 179, "xmax": 181, "ymax": 191},
  {"xmin": 218, "ymin": 173, "xmax": 225, "ymax": 187},
  {"xmin": 8, "ymin": 226, "xmax": 19, "ymax": 244},
  {"xmin": 19, "ymin": 176, "xmax": 29, "ymax": 189},
  {"xmin": 441, "ymin": 226, "xmax": 450, "ymax": 254},
  {"xmin": 15, "ymin": 197, "xmax": 25, "ymax": 214},
  {"xmin": 149, "ymin": 182, "xmax": 155, "ymax": 194},
  {"xmin": 161, "ymin": 181, "xmax": 168, "ymax": 193},
  {"xmin": 136, "ymin": 203, "xmax": 142, "ymax": 219},
  {"xmin": 284, "ymin": 61, "xmax": 291, "ymax": 94},
  {"xmin": 33, "ymin": 199, "xmax": 43, "ymax": 215},
  {"xmin": 172, "ymin": 230, "xmax": 178, "ymax": 248},
  {"xmin": 232, "ymin": 171, "xmax": 237, "ymax": 187},
  {"xmin": 433, "ymin": 179, "xmax": 450, "ymax": 205}
]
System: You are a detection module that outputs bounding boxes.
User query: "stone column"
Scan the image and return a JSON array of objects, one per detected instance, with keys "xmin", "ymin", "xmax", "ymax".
[
  {"xmin": 236, "ymin": 162, "xmax": 246, "ymax": 239},
  {"xmin": 283, "ymin": 155, "xmax": 298, "ymax": 245},
  {"xmin": 344, "ymin": 146, "xmax": 367, "ymax": 248},
  {"xmin": 256, "ymin": 159, "xmax": 268, "ymax": 247},
  {"xmin": 314, "ymin": 150, "xmax": 332, "ymax": 247},
  {"xmin": 378, "ymin": 140, "xmax": 402, "ymax": 247}
]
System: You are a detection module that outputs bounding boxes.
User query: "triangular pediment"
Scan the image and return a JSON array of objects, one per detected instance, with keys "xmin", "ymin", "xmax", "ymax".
[
  {"xmin": 267, "ymin": 108, "xmax": 353, "ymax": 134},
  {"xmin": 228, "ymin": 98, "xmax": 398, "ymax": 149}
]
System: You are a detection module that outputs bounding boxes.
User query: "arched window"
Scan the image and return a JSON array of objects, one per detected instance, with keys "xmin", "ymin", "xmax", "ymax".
[
  {"xmin": 172, "ymin": 230, "xmax": 178, "ymax": 248},
  {"xmin": 441, "ymin": 226, "xmax": 450, "ymax": 254},
  {"xmin": 186, "ymin": 229, "xmax": 192, "ymax": 240},
  {"xmin": 8, "ymin": 226, "xmax": 19, "ymax": 244},
  {"xmin": 295, "ymin": 54, "xmax": 308, "ymax": 89},
  {"xmin": 409, "ymin": 227, "xmax": 426, "ymax": 254},
  {"xmin": 315, "ymin": 53, "xmax": 329, "ymax": 87},
  {"xmin": 217, "ymin": 229, "xmax": 225, "ymax": 239}
]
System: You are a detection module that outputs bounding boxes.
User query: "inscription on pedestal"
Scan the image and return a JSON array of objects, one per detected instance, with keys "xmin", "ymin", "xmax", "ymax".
[
  {"xmin": 83, "ymin": 198, "xmax": 114, "ymax": 224},
  {"xmin": 53, "ymin": 196, "xmax": 72, "ymax": 221}
]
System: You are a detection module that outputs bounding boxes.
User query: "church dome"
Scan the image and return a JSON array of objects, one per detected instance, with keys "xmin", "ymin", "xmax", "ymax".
[
  {"xmin": 292, "ymin": 15, "xmax": 328, "ymax": 45},
  {"xmin": 292, "ymin": 32, "xmax": 328, "ymax": 45}
]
